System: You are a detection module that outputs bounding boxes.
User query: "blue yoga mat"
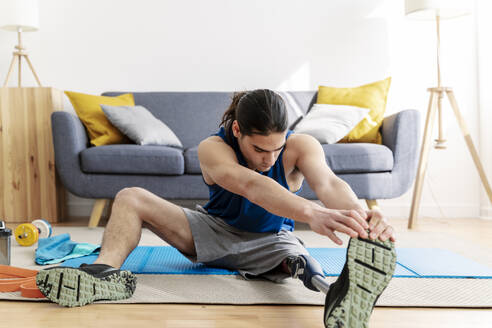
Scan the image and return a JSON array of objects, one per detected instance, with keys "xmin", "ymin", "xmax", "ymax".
[{"xmin": 62, "ymin": 247, "xmax": 492, "ymax": 279}]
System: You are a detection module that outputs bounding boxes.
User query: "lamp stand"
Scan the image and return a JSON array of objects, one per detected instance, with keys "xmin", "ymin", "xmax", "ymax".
[
  {"xmin": 408, "ymin": 15, "xmax": 492, "ymax": 229},
  {"xmin": 408, "ymin": 87, "xmax": 492, "ymax": 228},
  {"xmin": 3, "ymin": 27, "xmax": 42, "ymax": 87}
]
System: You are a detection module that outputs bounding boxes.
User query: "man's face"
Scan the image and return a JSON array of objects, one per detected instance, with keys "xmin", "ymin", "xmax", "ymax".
[{"xmin": 232, "ymin": 120, "xmax": 287, "ymax": 172}]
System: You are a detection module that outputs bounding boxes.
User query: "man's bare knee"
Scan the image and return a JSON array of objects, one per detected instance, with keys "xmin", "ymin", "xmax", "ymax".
[
  {"xmin": 115, "ymin": 187, "xmax": 148, "ymax": 202},
  {"xmin": 113, "ymin": 187, "xmax": 147, "ymax": 219},
  {"xmin": 114, "ymin": 187, "xmax": 171, "ymax": 225}
]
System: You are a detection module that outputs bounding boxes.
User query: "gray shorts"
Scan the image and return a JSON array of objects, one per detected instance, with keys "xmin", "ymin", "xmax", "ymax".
[{"xmin": 181, "ymin": 205, "xmax": 309, "ymax": 282}]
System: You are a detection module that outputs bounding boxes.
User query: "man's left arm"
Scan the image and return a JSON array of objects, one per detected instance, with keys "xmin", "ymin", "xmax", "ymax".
[{"xmin": 294, "ymin": 134, "xmax": 396, "ymax": 242}]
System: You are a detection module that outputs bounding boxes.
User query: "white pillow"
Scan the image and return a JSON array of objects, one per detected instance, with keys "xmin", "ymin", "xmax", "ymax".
[
  {"xmin": 101, "ymin": 104, "xmax": 183, "ymax": 148},
  {"xmin": 293, "ymin": 104, "xmax": 371, "ymax": 144}
]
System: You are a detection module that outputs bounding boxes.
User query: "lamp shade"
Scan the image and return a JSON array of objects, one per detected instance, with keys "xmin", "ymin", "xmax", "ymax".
[
  {"xmin": 0, "ymin": 0, "xmax": 39, "ymax": 32},
  {"xmin": 405, "ymin": 0, "xmax": 471, "ymax": 20}
]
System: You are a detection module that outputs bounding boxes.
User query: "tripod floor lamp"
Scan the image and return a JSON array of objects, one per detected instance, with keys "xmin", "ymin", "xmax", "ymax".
[
  {"xmin": 406, "ymin": 0, "xmax": 492, "ymax": 229},
  {"xmin": 0, "ymin": 0, "xmax": 42, "ymax": 87}
]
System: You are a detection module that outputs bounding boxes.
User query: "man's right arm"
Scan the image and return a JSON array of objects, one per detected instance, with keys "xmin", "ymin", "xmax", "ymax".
[{"xmin": 197, "ymin": 137, "xmax": 317, "ymax": 224}]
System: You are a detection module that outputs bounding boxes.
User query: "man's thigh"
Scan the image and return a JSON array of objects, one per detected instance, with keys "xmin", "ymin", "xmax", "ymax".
[{"xmin": 120, "ymin": 187, "xmax": 196, "ymax": 256}]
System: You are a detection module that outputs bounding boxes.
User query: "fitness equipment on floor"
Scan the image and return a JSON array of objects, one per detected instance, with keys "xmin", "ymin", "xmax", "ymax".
[
  {"xmin": 14, "ymin": 219, "xmax": 52, "ymax": 247},
  {"xmin": 0, "ymin": 221, "xmax": 12, "ymax": 265}
]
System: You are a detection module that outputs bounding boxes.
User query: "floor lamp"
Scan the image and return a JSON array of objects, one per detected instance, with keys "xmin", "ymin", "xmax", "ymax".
[
  {"xmin": 0, "ymin": 0, "xmax": 42, "ymax": 87},
  {"xmin": 406, "ymin": 0, "xmax": 492, "ymax": 229}
]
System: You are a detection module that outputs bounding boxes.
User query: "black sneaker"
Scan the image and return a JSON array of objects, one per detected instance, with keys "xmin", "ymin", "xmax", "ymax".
[
  {"xmin": 324, "ymin": 234, "xmax": 396, "ymax": 328},
  {"xmin": 36, "ymin": 263, "xmax": 137, "ymax": 307}
]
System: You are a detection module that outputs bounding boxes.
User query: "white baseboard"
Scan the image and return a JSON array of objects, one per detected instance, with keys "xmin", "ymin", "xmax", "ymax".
[{"xmin": 479, "ymin": 206, "xmax": 492, "ymax": 220}]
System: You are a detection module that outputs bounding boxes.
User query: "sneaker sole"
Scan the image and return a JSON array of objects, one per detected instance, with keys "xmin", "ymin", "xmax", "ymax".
[
  {"xmin": 325, "ymin": 236, "xmax": 396, "ymax": 328},
  {"xmin": 36, "ymin": 267, "xmax": 137, "ymax": 307}
]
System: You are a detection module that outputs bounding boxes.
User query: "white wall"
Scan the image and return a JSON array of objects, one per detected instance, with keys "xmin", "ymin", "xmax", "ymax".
[
  {"xmin": 477, "ymin": 0, "xmax": 492, "ymax": 219},
  {"xmin": 373, "ymin": 0, "xmax": 482, "ymax": 219},
  {"xmin": 0, "ymin": 0, "xmax": 488, "ymax": 219}
]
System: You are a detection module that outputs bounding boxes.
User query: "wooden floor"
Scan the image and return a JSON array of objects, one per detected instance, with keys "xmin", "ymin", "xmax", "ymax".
[{"xmin": 1, "ymin": 216, "xmax": 492, "ymax": 328}]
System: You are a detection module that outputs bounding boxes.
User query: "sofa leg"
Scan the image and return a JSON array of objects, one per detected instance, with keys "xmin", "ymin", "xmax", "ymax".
[
  {"xmin": 88, "ymin": 199, "xmax": 108, "ymax": 228},
  {"xmin": 365, "ymin": 199, "xmax": 380, "ymax": 210}
]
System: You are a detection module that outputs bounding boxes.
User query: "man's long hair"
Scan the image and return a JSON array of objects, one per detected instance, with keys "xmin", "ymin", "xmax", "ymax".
[{"xmin": 220, "ymin": 89, "xmax": 288, "ymax": 143}]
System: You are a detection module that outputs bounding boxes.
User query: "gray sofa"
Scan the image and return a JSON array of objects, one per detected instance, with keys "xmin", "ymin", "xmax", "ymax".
[{"xmin": 51, "ymin": 91, "xmax": 420, "ymax": 227}]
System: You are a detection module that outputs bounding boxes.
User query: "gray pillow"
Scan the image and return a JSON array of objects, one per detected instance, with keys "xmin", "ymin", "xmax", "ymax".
[{"xmin": 101, "ymin": 104, "xmax": 183, "ymax": 148}]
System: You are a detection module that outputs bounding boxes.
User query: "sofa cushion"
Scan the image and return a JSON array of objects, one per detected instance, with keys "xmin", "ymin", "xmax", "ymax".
[
  {"xmin": 183, "ymin": 143, "xmax": 393, "ymax": 175},
  {"xmin": 64, "ymin": 91, "xmax": 135, "ymax": 146},
  {"xmin": 80, "ymin": 145, "xmax": 184, "ymax": 175},
  {"xmin": 294, "ymin": 104, "xmax": 370, "ymax": 144},
  {"xmin": 184, "ymin": 146, "xmax": 201, "ymax": 174},
  {"xmin": 316, "ymin": 77, "xmax": 391, "ymax": 144},
  {"xmin": 322, "ymin": 143, "xmax": 393, "ymax": 173},
  {"xmin": 101, "ymin": 104, "xmax": 183, "ymax": 148}
]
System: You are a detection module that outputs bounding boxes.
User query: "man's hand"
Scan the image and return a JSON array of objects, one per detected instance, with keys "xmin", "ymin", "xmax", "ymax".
[
  {"xmin": 306, "ymin": 206, "xmax": 396, "ymax": 245},
  {"xmin": 307, "ymin": 208, "xmax": 370, "ymax": 245},
  {"xmin": 365, "ymin": 209, "xmax": 396, "ymax": 242}
]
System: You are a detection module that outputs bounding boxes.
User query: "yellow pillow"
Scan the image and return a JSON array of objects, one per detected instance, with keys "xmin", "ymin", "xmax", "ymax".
[
  {"xmin": 64, "ymin": 91, "xmax": 135, "ymax": 146},
  {"xmin": 316, "ymin": 77, "xmax": 391, "ymax": 144}
]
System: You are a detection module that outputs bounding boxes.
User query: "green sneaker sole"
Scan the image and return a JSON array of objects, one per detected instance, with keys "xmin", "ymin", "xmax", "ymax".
[
  {"xmin": 36, "ymin": 267, "xmax": 137, "ymax": 307},
  {"xmin": 324, "ymin": 236, "xmax": 396, "ymax": 328}
]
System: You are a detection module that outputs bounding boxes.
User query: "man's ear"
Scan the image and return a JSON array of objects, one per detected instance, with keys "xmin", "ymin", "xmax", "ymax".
[{"xmin": 232, "ymin": 120, "xmax": 241, "ymax": 138}]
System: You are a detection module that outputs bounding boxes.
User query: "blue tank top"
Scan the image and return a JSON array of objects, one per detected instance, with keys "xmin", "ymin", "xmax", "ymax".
[{"xmin": 202, "ymin": 127, "xmax": 301, "ymax": 233}]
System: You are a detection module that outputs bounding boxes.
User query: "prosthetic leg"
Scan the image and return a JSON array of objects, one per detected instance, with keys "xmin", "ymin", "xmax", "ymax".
[
  {"xmin": 286, "ymin": 254, "xmax": 329, "ymax": 293},
  {"xmin": 287, "ymin": 234, "xmax": 396, "ymax": 328}
]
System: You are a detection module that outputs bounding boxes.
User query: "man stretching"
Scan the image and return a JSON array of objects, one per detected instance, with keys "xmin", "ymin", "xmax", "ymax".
[{"xmin": 37, "ymin": 89, "xmax": 396, "ymax": 328}]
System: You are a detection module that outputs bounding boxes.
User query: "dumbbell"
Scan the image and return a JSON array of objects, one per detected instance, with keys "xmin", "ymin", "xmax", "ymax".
[{"xmin": 14, "ymin": 219, "xmax": 52, "ymax": 247}]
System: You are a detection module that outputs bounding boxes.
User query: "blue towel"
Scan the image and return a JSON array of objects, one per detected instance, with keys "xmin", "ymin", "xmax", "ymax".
[{"xmin": 35, "ymin": 233, "xmax": 100, "ymax": 265}]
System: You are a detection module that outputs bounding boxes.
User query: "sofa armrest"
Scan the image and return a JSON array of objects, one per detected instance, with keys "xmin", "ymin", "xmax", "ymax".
[
  {"xmin": 381, "ymin": 109, "xmax": 421, "ymax": 196},
  {"xmin": 51, "ymin": 111, "xmax": 89, "ymax": 191}
]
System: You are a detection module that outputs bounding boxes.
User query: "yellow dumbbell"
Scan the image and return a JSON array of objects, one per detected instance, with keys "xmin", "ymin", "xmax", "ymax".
[{"xmin": 14, "ymin": 219, "xmax": 52, "ymax": 247}]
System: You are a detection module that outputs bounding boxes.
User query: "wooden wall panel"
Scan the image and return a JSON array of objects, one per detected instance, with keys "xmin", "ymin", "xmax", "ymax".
[{"xmin": 0, "ymin": 87, "xmax": 64, "ymax": 223}]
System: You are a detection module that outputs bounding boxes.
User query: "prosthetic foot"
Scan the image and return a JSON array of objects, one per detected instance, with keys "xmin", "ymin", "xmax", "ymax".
[
  {"xmin": 323, "ymin": 235, "xmax": 396, "ymax": 328},
  {"xmin": 36, "ymin": 263, "xmax": 137, "ymax": 307},
  {"xmin": 286, "ymin": 254, "xmax": 327, "ymax": 292}
]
